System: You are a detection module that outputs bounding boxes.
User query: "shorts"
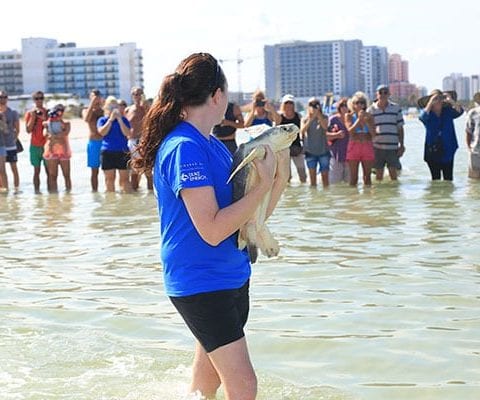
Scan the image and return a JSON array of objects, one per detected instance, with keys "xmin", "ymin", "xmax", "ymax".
[
  {"xmin": 346, "ymin": 140, "xmax": 375, "ymax": 162},
  {"xmin": 170, "ymin": 280, "xmax": 250, "ymax": 353},
  {"xmin": 87, "ymin": 139, "xmax": 103, "ymax": 168},
  {"xmin": 374, "ymin": 148, "xmax": 401, "ymax": 170},
  {"xmin": 101, "ymin": 150, "xmax": 130, "ymax": 170},
  {"xmin": 6, "ymin": 149, "xmax": 18, "ymax": 163},
  {"xmin": 468, "ymin": 152, "xmax": 480, "ymax": 178},
  {"xmin": 127, "ymin": 138, "xmax": 140, "ymax": 162},
  {"xmin": 30, "ymin": 145, "xmax": 44, "ymax": 167},
  {"xmin": 43, "ymin": 142, "xmax": 71, "ymax": 161},
  {"xmin": 305, "ymin": 151, "xmax": 331, "ymax": 172}
]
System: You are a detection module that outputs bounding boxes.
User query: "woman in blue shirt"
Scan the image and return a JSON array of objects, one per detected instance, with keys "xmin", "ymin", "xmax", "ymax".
[
  {"xmin": 132, "ymin": 53, "xmax": 284, "ymax": 400},
  {"xmin": 97, "ymin": 96, "xmax": 132, "ymax": 192},
  {"xmin": 419, "ymin": 90, "xmax": 464, "ymax": 180}
]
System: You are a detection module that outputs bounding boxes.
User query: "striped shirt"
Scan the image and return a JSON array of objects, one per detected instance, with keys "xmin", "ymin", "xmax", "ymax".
[{"xmin": 368, "ymin": 101, "xmax": 404, "ymax": 150}]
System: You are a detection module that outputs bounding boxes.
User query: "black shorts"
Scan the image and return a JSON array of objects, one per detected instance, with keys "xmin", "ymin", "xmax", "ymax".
[
  {"xmin": 101, "ymin": 150, "xmax": 130, "ymax": 170},
  {"xmin": 170, "ymin": 280, "xmax": 250, "ymax": 353},
  {"xmin": 6, "ymin": 149, "xmax": 18, "ymax": 163}
]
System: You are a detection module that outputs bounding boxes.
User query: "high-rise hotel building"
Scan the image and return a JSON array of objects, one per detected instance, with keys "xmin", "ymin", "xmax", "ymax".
[
  {"xmin": 264, "ymin": 40, "xmax": 388, "ymax": 100},
  {"xmin": 0, "ymin": 38, "xmax": 143, "ymax": 100}
]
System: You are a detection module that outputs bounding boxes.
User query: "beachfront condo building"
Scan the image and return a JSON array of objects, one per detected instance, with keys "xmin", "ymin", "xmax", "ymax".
[
  {"xmin": 0, "ymin": 38, "xmax": 143, "ymax": 100},
  {"xmin": 361, "ymin": 46, "xmax": 389, "ymax": 100},
  {"xmin": 264, "ymin": 40, "xmax": 388, "ymax": 101},
  {"xmin": 0, "ymin": 50, "xmax": 24, "ymax": 95},
  {"xmin": 443, "ymin": 73, "xmax": 470, "ymax": 101}
]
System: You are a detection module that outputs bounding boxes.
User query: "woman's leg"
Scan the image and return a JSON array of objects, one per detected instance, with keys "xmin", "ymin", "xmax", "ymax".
[
  {"xmin": 321, "ymin": 170, "xmax": 329, "ymax": 188},
  {"xmin": 308, "ymin": 167, "xmax": 317, "ymax": 187},
  {"xmin": 119, "ymin": 169, "xmax": 132, "ymax": 193},
  {"xmin": 348, "ymin": 161, "xmax": 359, "ymax": 186},
  {"xmin": 59, "ymin": 160, "xmax": 72, "ymax": 192},
  {"xmin": 46, "ymin": 160, "xmax": 59, "ymax": 193},
  {"xmin": 208, "ymin": 337, "xmax": 257, "ymax": 400},
  {"xmin": 190, "ymin": 341, "xmax": 221, "ymax": 399},
  {"xmin": 362, "ymin": 161, "xmax": 373, "ymax": 186},
  {"xmin": 10, "ymin": 162, "xmax": 20, "ymax": 189},
  {"xmin": 293, "ymin": 154, "xmax": 307, "ymax": 183},
  {"xmin": 427, "ymin": 161, "xmax": 441, "ymax": 180},
  {"xmin": 442, "ymin": 160, "xmax": 454, "ymax": 181},
  {"xmin": 104, "ymin": 169, "xmax": 116, "ymax": 192},
  {"xmin": 0, "ymin": 156, "xmax": 7, "ymax": 190}
]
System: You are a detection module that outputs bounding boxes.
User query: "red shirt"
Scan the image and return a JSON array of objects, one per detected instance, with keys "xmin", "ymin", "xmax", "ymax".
[{"xmin": 25, "ymin": 109, "xmax": 47, "ymax": 147}]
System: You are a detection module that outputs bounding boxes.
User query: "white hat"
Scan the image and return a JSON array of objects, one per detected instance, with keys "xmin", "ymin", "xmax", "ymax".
[{"xmin": 281, "ymin": 94, "xmax": 295, "ymax": 103}]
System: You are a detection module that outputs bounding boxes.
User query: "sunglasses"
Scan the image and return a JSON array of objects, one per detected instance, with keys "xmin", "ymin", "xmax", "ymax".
[
  {"xmin": 379, "ymin": 90, "xmax": 389, "ymax": 95},
  {"xmin": 354, "ymin": 100, "xmax": 366, "ymax": 105},
  {"xmin": 0, "ymin": 96, "xmax": 8, "ymax": 99},
  {"xmin": 34, "ymin": 97, "xmax": 44, "ymax": 100}
]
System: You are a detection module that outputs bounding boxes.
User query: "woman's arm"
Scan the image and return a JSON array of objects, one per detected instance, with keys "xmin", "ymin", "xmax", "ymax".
[
  {"xmin": 117, "ymin": 116, "xmax": 132, "ymax": 138},
  {"xmin": 266, "ymin": 104, "xmax": 281, "ymax": 126},
  {"xmin": 62, "ymin": 121, "xmax": 71, "ymax": 136},
  {"xmin": 181, "ymin": 146, "xmax": 276, "ymax": 246},
  {"xmin": 318, "ymin": 114, "xmax": 328, "ymax": 130},
  {"xmin": 97, "ymin": 119, "xmax": 113, "ymax": 137},
  {"xmin": 344, "ymin": 113, "xmax": 359, "ymax": 135},
  {"xmin": 300, "ymin": 117, "xmax": 313, "ymax": 138},
  {"xmin": 244, "ymin": 103, "xmax": 256, "ymax": 127}
]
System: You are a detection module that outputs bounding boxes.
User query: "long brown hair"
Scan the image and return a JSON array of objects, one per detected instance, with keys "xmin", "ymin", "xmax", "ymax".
[{"xmin": 131, "ymin": 53, "xmax": 226, "ymax": 175}]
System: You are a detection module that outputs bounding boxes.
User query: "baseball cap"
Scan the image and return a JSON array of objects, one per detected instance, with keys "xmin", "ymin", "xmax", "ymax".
[
  {"xmin": 376, "ymin": 84, "xmax": 389, "ymax": 92},
  {"xmin": 281, "ymin": 94, "xmax": 295, "ymax": 103}
]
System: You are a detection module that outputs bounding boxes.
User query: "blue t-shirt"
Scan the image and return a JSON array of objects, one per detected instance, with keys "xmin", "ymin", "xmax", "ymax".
[
  {"xmin": 252, "ymin": 116, "xmax": 272, "ymax": 127},
  {"xmin": 154, "ymin": 121, "xmax": 250, "ymax": 297},
  {"xmin": 419, "ymin": 106, "xmax": 463, "ymax": 163},
  {"xmin": 97, "ymin": 116, "xmax": 131, "ymax": 152}
]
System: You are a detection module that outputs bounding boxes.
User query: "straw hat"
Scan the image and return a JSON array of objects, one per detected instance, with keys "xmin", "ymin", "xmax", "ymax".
[
  {"xmin": 474, "ymin": 92, "xmax": 480, "ymax": 105},
  {"xmin": 417, "ymin": 89, "xmax": 457, "ymax": 109}
]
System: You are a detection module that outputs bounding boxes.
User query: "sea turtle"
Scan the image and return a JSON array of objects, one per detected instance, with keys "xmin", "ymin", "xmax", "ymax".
[{"xmin": 227, "ymin": 123, "xmax": 299, "ymax": 263}]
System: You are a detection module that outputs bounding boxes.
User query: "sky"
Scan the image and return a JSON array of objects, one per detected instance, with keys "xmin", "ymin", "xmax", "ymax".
[{"xmin": 2, "ymin": 0, "xmax": 479, "ymax": 98}]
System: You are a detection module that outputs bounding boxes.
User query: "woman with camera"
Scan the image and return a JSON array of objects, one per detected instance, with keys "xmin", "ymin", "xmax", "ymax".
[
  {"xmin": 345, "ymin": 92, "xmax": 376, "ymax": 187},
  {"xmin": 300, "ymin": 97, "xmax": 329, "ymax": 187},
  {"xmin": 418, "ymin": 89, "xmax": 464, "ymax": 181},
  {"xmin": 42, "ymin": 104, "xmax": 72, "ymax": 193},
  {"xmin": 97, "ymin": 96, "xmax": 132, "ymax": 193},
  {"xmin": 244, "ymin": 90, "xmax": 280, "ymax": 127}
]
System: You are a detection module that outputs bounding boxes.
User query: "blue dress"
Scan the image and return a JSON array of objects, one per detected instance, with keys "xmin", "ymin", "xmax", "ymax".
[{"xmin": 419, "ymin": 106, "xmax": 463, "ymax": 163}]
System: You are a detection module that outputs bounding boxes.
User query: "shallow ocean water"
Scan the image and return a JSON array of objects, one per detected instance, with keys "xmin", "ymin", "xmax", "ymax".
[{"xmin": 1, "ymin": 117, "xmax": 479, "ymax": 399}]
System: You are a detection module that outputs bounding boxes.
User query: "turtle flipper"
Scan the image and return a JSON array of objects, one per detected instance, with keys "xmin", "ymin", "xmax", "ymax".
[{"xmin": 227, "ymin": 146, "xmax": 266, "ymax": 184}]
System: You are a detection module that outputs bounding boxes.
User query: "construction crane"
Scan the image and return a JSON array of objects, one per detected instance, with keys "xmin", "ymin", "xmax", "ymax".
[{"xmin": 219, "ymin": 50, "xmax": 257, "ymax": 104}]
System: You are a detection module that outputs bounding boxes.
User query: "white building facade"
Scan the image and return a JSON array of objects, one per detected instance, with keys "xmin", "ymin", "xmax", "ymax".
[
  {"xmin": 264, "ymin": 40, "xmax": 388, "ymax": 101},
  {"xmin": 0, "ymin": 38, "xmax": 143, "ymax": 100}
]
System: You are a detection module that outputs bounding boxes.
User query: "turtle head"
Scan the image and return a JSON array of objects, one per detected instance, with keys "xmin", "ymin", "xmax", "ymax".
[{"xmin": 272, "ymin": 123, "xmax": 300, "ymax": 151}]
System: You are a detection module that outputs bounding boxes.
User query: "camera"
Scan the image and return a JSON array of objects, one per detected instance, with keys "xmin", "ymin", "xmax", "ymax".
[
  {"xmin": 47, "ymin": 105, "xmax": 65, "ymax": 118},
  {"xmin": 255, "ymin": 100, "xmax": 266, "ymax": 107},
  {"xmin": 47, "ymin": 109, "xmax": 60, "ymax": 118}
]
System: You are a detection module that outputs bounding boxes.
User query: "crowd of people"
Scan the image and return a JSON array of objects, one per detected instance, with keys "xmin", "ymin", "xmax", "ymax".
[
  {"xmin": 1, "ymin": 83, "xmax": 480, "ymax": 194},
  {"xmin": 0, "ymin": 87, "xmax": 152, "ymax": 194}
]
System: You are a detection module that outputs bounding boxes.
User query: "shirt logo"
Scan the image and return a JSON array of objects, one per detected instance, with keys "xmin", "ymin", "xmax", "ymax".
[{"xmin": 181, "ymin": 171, "xmax": 207, "ymax": 182}]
